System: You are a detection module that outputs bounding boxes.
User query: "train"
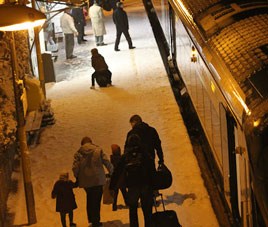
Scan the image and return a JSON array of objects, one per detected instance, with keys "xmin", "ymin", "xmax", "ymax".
[{"xmin": 147, "ymin": 0, "xmax": 268, "ymax": 226}]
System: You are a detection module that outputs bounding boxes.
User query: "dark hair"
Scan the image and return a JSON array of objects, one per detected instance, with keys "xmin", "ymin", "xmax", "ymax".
[
  {"xmin": 129, "ymin": 114, "xmax": 142, "ymax": 124},
  {"xmin": 81, "ymin": 136, "xmax": 92, "ymax": 145},
  {"xmin": 91, "ymin": 48, "xmax": 98, "ymax": 55},
  {"xmin": 127, "ymin": 134, "xmax": 141, "ymax": 147}
]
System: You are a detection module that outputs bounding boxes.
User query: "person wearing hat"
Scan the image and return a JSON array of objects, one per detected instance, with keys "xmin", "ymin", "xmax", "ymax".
[
  {"xmin": 90, "ymin": 48, "xmax": 112, "ymax": 89},
  {"xmin": 51, "ymin": 170, "xmax": 77, "ymax": 227},
  {"xmin": 110, "ymin": 144, "xmax": 128, "ymax": 211},
  {"xmin": 113, "ymin": 2, "xmax": 135, "ymax": 51},
  {"xmin": 72, "ymin": 137, "xmax": 113, "ymax": 227}
]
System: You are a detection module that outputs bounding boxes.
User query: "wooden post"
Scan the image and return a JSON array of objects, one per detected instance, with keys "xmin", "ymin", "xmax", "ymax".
[
  {"xmin": 32, "ymin": 0, "xmax": 46, "ymax": 98},
  {"xmin": 10, "ymin": 31, "xmax": 37, "ymax": 225}
]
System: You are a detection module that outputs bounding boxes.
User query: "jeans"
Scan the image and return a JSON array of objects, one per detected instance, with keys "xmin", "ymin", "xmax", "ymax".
[
  {"xmin": 127, "ymin": 185, "xmax": 153, "ymax": 227},
  {"xmin": 95, "ymin": 36, "xmax": 104, "ymax": 45}
]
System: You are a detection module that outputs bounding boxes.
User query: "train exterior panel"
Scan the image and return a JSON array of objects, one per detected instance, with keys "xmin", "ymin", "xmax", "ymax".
[{"xmin": 151, "ymin": 0, "xmax": 268, "ymax": 226}]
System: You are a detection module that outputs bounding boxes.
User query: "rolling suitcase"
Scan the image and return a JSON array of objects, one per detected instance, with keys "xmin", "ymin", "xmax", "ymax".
[{"xmin": 152, "ymin": 193, "xmax": 182, "ymax": 227}]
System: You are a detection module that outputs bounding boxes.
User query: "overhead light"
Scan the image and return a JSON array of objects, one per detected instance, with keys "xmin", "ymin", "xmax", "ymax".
[{"xmin": 0, "ymin": 4, "xmax": 46, "ymax": 31}]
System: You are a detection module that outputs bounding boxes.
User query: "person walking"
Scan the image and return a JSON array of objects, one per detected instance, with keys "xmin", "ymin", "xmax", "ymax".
[
  {"xmin": 113, "ymin": 2, "xmax": 135, "ymax": 51},
  {"xmin": 89, "ymin": 1, "xmax": 107, "ymax": 46},
  {"xmin": 60, "ymin": 8, "xmax": 78, "ymax": 59},
  {"xmin": 72, "ymin": 136, "xmax": 113, "ymax": 227},
  {"xmin": 125, "ymin": 114, "xmax": 164, "ymax": 166},
  {"xmin": 90, "ymin": 48, "xmax": 112, "ymax": 88},
  {"xmin": 51, "ymin": 170, "xmax": 77, "ymax": 227},
  {"xmin": 72, "ymin": 6, "xmax": 87, "ymax": 44},
  {"xmin": 110, "ymin": 144, "xmax": 128, "ymax": 211},
  {"xmin": 110, "ymin": 134, "xmax": 156, "ymax": 227}
]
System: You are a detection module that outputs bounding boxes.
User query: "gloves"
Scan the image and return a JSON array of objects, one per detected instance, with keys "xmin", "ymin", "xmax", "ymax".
[{"xmin": 74, "ymin": 178, "xmax": 79, "ymax": 187}]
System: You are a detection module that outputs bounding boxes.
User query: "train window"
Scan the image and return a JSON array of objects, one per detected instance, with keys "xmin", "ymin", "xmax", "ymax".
[{"xmin": 247, "ymin": 67, "xmax": 268, "ymax": 98}]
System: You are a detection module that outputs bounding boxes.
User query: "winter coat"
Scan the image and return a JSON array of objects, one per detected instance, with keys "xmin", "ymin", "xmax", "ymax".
[
  {"xmin": 72, "ymin": 142, "xmax": 113, "ymax": 188},
  {"xmin": 51, "ymin": 180, "xmax": 77, "ymax": 212},
  {"xmin": 89, "ymin": 4, "xmax": 106, "ymax": 36},
  {"xmin": 60, "ymin": 13, "xmax": 78, "ymax": 34},
  {"xmin": 113, "ymin": 7, "xmax": 129, "ymax": 31},
  {"xmin": 110, "ymin": 144, "xmax": 155, "ymax": 189},
  {"xmin": 72, "ymin": 7, "xmax": 85, "ymax": 25},
  {"xmin": 125, "ymin": 122, "xmax": 164, "ymax": 163},
  {"xmin": 110, "ymin": 154, "xmax": 121, "ymax": 169},
  {"xmin": 91, "ymin": 53, "xmax": 108, "ymax": 72}
]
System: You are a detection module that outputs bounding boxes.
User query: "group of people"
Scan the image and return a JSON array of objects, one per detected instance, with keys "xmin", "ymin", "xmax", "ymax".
[
  {"xmin": 52, "ymin": 114, "xmax": 164, "ymax": 227},
  {"xmin": 60, "ymin": 0, "xmax": 135, "ymax": 60}
]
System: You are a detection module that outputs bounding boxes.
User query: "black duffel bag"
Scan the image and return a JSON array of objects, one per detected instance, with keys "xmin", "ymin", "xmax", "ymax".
[{"xmin": 152, "ymin": 163, "xmax": 172, "ymax": 190}]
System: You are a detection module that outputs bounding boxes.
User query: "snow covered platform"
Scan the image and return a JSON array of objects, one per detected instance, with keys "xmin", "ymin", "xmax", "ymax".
[{"xmin": 7, "ymin": 5, "xmax": 219, "ymax": 227}]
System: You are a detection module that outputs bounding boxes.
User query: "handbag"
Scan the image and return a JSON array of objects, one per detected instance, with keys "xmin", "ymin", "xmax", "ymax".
[
  {"xmin": 152, "ymin": 163, "xmax": 172, "ymax": 190},
  {"xmin": 103, "ymin": 178, "xmax": 114, "ymax": 204}
]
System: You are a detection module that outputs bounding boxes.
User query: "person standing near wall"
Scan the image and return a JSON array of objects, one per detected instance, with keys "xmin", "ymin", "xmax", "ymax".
[
  {"xmin": 60, "ymin": 8, "xmax": 78, "ymax": 59},
  {"xmin": 89, "ymin": 1, "xmax": 107, "ymax": 46}
]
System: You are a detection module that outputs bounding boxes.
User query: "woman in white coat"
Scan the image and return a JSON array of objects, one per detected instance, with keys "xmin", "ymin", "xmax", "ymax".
[{"xmin": 89, "ymin": 1, "xmax": 107, "ymax": 46}]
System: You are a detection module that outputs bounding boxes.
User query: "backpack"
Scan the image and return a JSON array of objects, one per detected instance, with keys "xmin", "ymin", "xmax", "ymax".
[{"xmin": 124, "ymin": 146, "xmax": 144, "ymax": 175}]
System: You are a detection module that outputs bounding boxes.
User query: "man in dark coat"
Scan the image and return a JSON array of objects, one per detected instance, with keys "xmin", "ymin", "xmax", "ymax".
[
  {"xmin": 90, "ymin": 48, "xmax": 112, "ymax": 88},
  {"xmin": 112, "ymin": 2, "xmax": 135, "ymax": 51},
  {"xmin": 110, "ymin": 134, "xmax": 156, "ymax": 227},
  {"xmin": 72, "ymin": 7, "xmax": 87, "ymax": 44},
  {"xmin": 125, "ymin": 114, "xmax": 164, "ymax": 166}
]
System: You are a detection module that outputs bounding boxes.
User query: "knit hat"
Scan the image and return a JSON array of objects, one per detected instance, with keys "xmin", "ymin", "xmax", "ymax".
[{"xmin": 111, "ymin": 144, "xmax": 121, "ymax": 155}]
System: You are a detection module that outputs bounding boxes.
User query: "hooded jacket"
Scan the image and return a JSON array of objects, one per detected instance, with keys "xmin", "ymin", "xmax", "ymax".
[{"xmin": 72, "ymin": 142, "xmax": 113, "ymax": 188}]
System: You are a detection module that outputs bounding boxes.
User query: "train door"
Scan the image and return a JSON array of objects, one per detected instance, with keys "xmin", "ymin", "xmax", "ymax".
[
  {"xmin": 234, "ymin": 128, "xmax": 252, "ymax": 226},
  {"xmin": 220, "ymin": 104, "xmax": 241, "ymax": 223}
]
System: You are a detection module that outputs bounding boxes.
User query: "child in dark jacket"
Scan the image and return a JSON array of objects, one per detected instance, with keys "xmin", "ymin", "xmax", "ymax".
[
  {"xmin": 52, "ymin": 170, "xmax": 77, "ymax": 227},
  {"xmin": 110, "ymin": 144, "xmax": 128, "ymax": 211}
]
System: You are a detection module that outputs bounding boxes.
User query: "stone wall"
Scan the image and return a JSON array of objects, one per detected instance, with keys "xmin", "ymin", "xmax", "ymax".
[{"xmin": 0, "ymin": 30, "xmax": 32, "ymax": 227}]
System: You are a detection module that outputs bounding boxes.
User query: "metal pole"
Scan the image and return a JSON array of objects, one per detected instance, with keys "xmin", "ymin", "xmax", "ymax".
[
  {"xmin": 32, "ymin": 0, "xmax": 46, "ymax": 98},
  {"xmin": 10, "ymin": 31, "xmax": 37, "ymax": 225}
]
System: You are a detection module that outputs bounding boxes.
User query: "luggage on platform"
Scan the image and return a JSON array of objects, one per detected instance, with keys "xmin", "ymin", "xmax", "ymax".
[{"xmin": 152, "ymin": 193, "xmax": 182, "ymax": 227}]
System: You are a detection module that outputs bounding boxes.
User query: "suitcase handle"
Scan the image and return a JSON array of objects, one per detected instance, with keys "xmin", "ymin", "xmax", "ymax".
[{"xmin": 153, "ymin": 193, "xmax": 166, "ymax": 212}]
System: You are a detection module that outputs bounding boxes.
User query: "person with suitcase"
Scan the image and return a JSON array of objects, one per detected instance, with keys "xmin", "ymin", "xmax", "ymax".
[
  {"xmin": 152, "ymin": 193, "xmax": 182, "ymax": 227},
  {"xmin": 90, "ymin": 48, "xmax": 112, "ymax": 89},
  {"xmin": 110, "ymin": 134, "xmax": 156, "ymax": 227}
]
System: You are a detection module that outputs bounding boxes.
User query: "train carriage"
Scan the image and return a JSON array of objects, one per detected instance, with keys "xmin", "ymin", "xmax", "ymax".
[{"xmin": 149, "ymin": 0, "xmax": 268, "ymax": 226}]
